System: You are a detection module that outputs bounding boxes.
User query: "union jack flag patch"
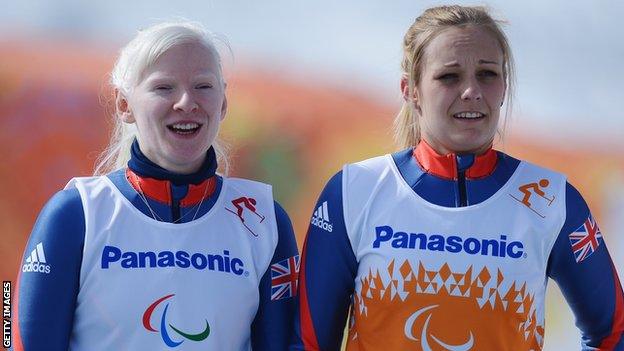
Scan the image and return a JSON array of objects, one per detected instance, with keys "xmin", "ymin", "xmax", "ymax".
[
  {"xmin": 270, "ymin": 255, "xmax": 300, "ymax": 301},
  {"xmin": 569, "ymin": 214, "xmax": 603, "ymax": 263}
]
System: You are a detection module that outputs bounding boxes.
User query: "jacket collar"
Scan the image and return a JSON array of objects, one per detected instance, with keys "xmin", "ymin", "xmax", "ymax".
[
  {"xmin": 125, "ymin": 169, "xmax": 216, "ymax": 206},
  {"xmin": 413, "ymin": 140, "xmax": 497, "ymax": 180}
]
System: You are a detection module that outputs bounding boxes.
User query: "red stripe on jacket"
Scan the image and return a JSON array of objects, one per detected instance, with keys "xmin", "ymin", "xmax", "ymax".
[
  {"xmin": 299, "ymin": 242, "xmax": 320, "ymax": 350},
  {"xmin": 599, "ymin": 261, "xmax": 624, "ymax": 350}
]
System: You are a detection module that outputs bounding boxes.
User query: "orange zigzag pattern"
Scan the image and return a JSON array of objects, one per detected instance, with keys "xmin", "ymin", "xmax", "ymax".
[{"xmin": 347, "ymin": 260, "xmax": 544, "ymax": 351}]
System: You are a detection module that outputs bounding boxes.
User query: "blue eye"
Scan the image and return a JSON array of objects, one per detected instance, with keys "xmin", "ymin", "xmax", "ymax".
[
  {"xmin": 436, "ymin": 73, "xmax": 458, "ymax": 81},
  {"xmin": 478, "ymin": 70, "xmax": 498, "ymax": 78}
]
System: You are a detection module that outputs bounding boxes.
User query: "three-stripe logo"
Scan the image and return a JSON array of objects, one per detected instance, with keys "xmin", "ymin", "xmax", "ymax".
[
  {"xmin": 22, "ymin": 242, "xmax": 51, "ymax": 274},
  {"xmin": 311, "ymin": 201, "xmax": 333, "ymax": 232}
]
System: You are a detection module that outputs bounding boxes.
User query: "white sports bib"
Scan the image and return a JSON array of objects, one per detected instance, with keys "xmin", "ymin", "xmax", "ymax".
[
  {"xmin": 65, "ymin": 175, "xmax": 278, "ymax": 351},
  {"xmin": 342, "ymin": 155, "xmax": 566, "ymax": 351}
]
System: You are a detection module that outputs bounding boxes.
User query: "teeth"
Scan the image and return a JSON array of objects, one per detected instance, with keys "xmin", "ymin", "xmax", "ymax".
[
  {"xmin": 454, "ymin": 112, "xmax": 484, "ymax": 119},
  {"xmin": 171, "ymin": 123, "xmax": 199, "ymax": 130}
]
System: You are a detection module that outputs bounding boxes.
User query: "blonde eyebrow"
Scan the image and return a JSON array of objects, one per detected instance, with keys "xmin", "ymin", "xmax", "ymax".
[
  {"xmin": 443, "ymin": 59, "xmax": 500, "ymax": 67},
  {"xmin": 479, "ymin": 59, "xmax": 499, "ymax": 65}
]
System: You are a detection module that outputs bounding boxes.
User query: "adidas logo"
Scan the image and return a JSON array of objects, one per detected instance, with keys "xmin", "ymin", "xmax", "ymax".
[
  {"xmin": 311, "ymin": 201, "xmax": 333, "ymax": 232},
  {"xmin": 22, "ymin": 242, "xmax": 51, "ymax": 274}
]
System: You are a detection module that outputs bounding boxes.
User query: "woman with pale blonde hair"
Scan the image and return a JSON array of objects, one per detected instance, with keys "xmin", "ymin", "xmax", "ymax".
[
  {"xmin": 292, "ymin": 5, "xmax": 623, "ymax": 350},
  {"xmin": 14, "ymin": 21, "xmax": 298, "ymax": 350}
]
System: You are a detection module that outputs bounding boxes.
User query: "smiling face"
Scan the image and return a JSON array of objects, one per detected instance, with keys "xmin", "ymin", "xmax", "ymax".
[
  {"xmin": 411, "ymin": 25, "xmax": 506, "ymax": 155},
  {"xmin": 118, "ymin": 42, "xmax": 227, "ymax": 174}
]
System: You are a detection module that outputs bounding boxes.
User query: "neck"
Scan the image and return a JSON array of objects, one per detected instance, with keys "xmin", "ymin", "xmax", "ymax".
[{"xmin": 422, "ymin": 137, "xmax": 493, "ymax": 157}]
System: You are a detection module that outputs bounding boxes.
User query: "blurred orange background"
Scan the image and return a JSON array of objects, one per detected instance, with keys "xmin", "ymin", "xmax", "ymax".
[{"xmin": 1, "ymin": 39, "xmax": 622, "ymax": 350}]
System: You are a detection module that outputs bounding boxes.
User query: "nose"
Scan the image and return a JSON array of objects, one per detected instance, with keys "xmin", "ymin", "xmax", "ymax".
[
  {"xmin": 173, "ymin": 90, "xmax": 199, "ymax": 113},
  {"xmin": 460, "ymin": 79, "xmax": 482, "ymax": 101}
]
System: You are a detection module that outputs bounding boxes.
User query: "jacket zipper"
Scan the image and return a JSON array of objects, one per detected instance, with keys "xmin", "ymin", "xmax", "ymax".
[
  {"xmin": 172, "ymin": 198, "xmax": 181, "ymax": 222},
  {"xmin": 457, "ymin": 169, "xmax": 467, "ymax": 207},
  {"xmin": 455, "ymin": 154, "xmax": 473, "ymax": 208}
]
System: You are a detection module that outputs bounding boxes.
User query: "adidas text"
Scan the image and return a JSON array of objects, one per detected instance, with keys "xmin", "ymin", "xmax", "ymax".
[
  {"xmin": 311, "ymin": 201, "xmax": 333, "ymax": 232},
  {"xmin": 311, "ymin": 216, "xmax": 333, "ymax": 232},
  {"xmin": 22, "ymin": 262, "xmax": 51, "ymax": 274},
  {"xmin": 22, "ymin": 243, "xmax": 51, "ymax": 274}
]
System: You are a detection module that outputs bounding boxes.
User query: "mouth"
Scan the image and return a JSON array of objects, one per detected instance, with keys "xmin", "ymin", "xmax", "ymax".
[
  {"xmin": 452, "ymin": 111, "xmax": 486, "ymax": 120},
  {"xmin": 167, "ymin": 122, "xmax": 203, "ymax": 135}
]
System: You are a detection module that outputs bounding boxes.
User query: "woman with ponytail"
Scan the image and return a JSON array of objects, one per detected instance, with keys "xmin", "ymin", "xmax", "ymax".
[{"xmin": 292, "ymin": 5, "xmax": 623, "ymax": 351}]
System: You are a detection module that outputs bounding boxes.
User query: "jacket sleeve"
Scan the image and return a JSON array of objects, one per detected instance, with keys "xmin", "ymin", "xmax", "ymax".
[
  {"xmin": 547, "ymin": 182, "xmax": 624, "ymax": 350},
  {"xmin": 12, "ymin": 189, "xmax": 85, "ymax": 351},
  {"xmin": 291, "ymin": 171, "xmax": 358, "ymax": 351},
  {"xmin": 251, "ymin": 201, "xmax": 299, "ymax": 351}
]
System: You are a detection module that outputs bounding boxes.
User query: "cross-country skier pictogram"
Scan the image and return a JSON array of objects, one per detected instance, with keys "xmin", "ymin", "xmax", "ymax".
[
  {"xmin": 226, "ymin": 197, "xmax": 265, "ymax": 236},
  {"xmin": 510, "ymin": 178, "xmax": 555, "ymax": 218}
]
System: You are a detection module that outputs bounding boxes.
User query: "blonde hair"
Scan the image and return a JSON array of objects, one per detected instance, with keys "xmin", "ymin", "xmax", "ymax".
[
  {"xmin": 393, "ymin": 5, "xmax": 515, "ymax": 149},
  {"xmin": 95, "ymin": 20, "xmax": 230, "ymax": 175}
]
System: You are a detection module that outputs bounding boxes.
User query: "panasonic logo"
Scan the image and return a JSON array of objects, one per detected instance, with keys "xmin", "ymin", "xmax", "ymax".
[
  {"xmin": 101, "ymin": 246, "xmax": 247, "ymax": 276},
  {"xmin": 373, "ymin": 225, "xmax": 524, "ymax": 259}
]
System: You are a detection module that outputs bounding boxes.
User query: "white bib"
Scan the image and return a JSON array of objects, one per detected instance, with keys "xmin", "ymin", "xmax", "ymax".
[
  {"xmin": 65, "ymin": 175, "xmax": 278, "ymax": 351},
  {"xmin": 342, "ymin": 155, "xmax": 566, "ymax": 351}
]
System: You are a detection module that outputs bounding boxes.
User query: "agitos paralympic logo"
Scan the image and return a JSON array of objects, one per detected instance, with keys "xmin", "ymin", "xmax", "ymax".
[{"xmin": 142, "ymin": 294, "xmax": 211, "ymax": 347}]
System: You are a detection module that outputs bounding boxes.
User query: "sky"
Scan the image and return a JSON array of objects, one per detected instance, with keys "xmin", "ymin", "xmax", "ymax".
[{"xmin": 2, "ymin": 0, "xmax": 623, "ymax": 143}]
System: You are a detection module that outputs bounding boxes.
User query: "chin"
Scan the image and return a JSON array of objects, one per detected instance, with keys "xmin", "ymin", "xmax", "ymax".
[
  {"xmin": 448, "ymin": 139, "xmax": 491, "ymax": 154},
  {"xmin": 178, "ymin": 152, "xmax": 208, "ymax": 165},
  {"xmin": 162, "ymin": 148, "xmax": 206, "ymax": 167},
  {"xmin": 168, "ymin": 141, "xmax": 209, "ymax": 155},
  {"xmin": 458, "ymin": 129, "xmax": 495, "ymax": 148}
]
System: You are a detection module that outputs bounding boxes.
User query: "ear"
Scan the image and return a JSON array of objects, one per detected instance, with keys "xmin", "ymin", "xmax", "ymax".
[
  {"xmin": 115, "ymin": 89, "xmax": 134, "ymax": 123},
  {"xmin": 401, "ymin": 75, "xmax": 421, "ymax": 115},
  {"xmin": 501, "ymin": 80, "xmax": 507, "ymax": 107},
  {"xmin": 220, "ymin": 94, "xmax": 228, "ymax": 121},
  {"xmin": 400, "ymin": 75, "xmax": 410, "ymax": 102}
]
